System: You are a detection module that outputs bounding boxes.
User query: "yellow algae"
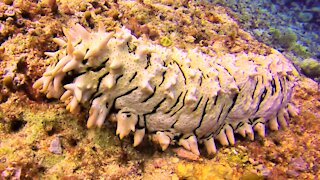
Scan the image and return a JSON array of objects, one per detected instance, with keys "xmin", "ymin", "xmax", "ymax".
[
  {"xmin": 2, "ymin": 75, "xmax": 13, "ymax": 90},
  {"xmin": 42, "ymin": 154, "xmax": 65, "ymax": 168},
  {"xmin": 176, "ymin": 163, "xmax": 194, "ymax": 178},
  {"xmin": 176, "ymin": 162, "xmax": 238, "ymax": 180},
  {"xmin": 160, "ymin": 36, "xmax": 173, "ymax": 47},
  {"xmin": 241, "ymin": 172, "xmax": 263, "ymax": 180},
  {"xmin": 0, "ymin": 147, "xmax": 14, "ymax": 157}
]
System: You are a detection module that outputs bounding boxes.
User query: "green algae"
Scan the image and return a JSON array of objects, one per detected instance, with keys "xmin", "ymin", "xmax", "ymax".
[
  {"xmin": 297, "ymin": 12, "xmax": 313, "ymax": 22},
  {"xmin": 22, "ymin": 110, "xmax": 62, "ymax": 145},
  {"xmin": 300, "ymin": 58, "xmax": 320, "ymax": 78},
  {"xmin": 222, "ymin": 147, "xmax": 253, "ymax": 168},
  {"xmin": 293, "ymin": 44, "xmax": 310, "ymax": 58},
  {"xmin": 40, "ymin": 153, "xmax": 80, "ymax": 179},
  {"xmin": 269, "ymin": 27, "xmax": 281, "ymax": 40},
  {"xmin": 42, "ymin": 153, "xmax": 65, "ymax": 167},
  {"xmin": 89, "ymin": 128, "xmax": 116, "ymax": 149},
  {"xmin": 79, "ymin": 3, "xmax": 87, "ymax": 12},
  {"xmin": 273, "ymin": 29, "xmax": 297, "ymax": 50}
]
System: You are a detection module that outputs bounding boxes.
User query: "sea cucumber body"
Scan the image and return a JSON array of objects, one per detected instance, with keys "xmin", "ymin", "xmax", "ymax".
[{"xmin": 33, "ymin": 24, "xmax": 298, "ymax": 155}]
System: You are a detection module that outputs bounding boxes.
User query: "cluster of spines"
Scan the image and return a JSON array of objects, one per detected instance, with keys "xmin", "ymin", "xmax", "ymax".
[{"xmin": 152, "ymin": 102, "xmax": 298, "ymax": 155}]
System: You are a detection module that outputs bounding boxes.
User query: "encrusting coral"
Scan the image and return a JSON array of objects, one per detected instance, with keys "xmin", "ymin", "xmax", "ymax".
[{"xmin": 33, "ymin": 22, "xmax": 299, "ymax": 155}]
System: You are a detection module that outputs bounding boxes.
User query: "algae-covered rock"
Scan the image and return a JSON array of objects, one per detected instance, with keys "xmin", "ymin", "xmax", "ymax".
[
  {"xmin": 175, "ymin": 162, "xmax": 238, "ymax": 180},
  {"xmin": 297, "ymin": 12, "xmax": 313, "ymax": 22},
  {"xmin": 293, "ymin": 44, "xmax": 310, "ymax": 58},
  {"xmin": 273, "ymin": 29, "xmax": 297, "ymax": 50},
  {"xmin": 0, "ymin": 0, "xmax": 319, "ymax": 179},
  {"xmin": 300, "ymin": 58, "xmax": 320, "ymax": 79}
]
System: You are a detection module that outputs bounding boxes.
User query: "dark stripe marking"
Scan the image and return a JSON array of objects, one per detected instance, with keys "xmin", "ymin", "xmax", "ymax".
[
  {"xmin": 115, "ymin": 74, "xmax": 124, "ymax": 84},
  {"xmin": 192, "ymin": 96, "xmax": 203, "ymax": 112},
  {"xmin": 86, "ymin": 58, "xmax": 109, "ymax": 72},
  {"xmin": 114, "ymin": 87, "xmax": 139, "ymax": 101},
  {"xmin": 129, "ymin": 72, "xmax": 138, "ymax": 83},
  {"xmin": 159, "ymin": 71, "xmax": 166, "ymax": 86},
  {"xmin": 145, "ymin": 97, "xmax": 167, "ymax": 115},
  {"xmin": 165, "ymin": 92, "xmax": 183, "ymax": 114},
  {"xmin": 226, "ymin": 93, "xmax": 239, "ymax": 114},
  {"xmin": 170, "ymin": 90, "xmax": 187, "ymax": 117},
  {"xmin": 254, "ymin": 87, "xmax": 267, "ymax": 113},
  {"xmin": 142, "ymin": 87, "xmax": 156, "ymax": 102},
  {"xmin": 251, "ymin": 78, "xmax": 259, "ymax": 99},
  {"xmin": 174, "ymin": 61, "xmax": 186, "ymax": 85},
  {"xmin": 194, "ymin": 98, "xmax": 209, "ymax": 135},
  {"xmin": 144, "ymin": 53, "xmax": 152, "ymax": 69},
  {"xmin": 90, "ymin": 71, "xmax": 110, "ymax": 99}
]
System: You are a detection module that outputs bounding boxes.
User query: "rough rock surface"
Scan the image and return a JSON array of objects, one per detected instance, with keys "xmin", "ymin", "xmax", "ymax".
[{"xmin": 0, "ymin": 0, "xmax": 319, "ymax": 179}]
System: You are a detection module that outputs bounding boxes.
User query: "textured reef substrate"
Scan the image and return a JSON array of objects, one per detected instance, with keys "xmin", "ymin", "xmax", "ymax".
[
  {"xmin": 210, "ymin": 0, "xmax": 320, "ymax": 81},
  {"xmin": 0, "ymin": 0, "xmax": 319, "ymax": 179}
]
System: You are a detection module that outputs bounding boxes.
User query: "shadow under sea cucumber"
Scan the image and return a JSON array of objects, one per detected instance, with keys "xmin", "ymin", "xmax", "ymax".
[{"xmin": 33, "ymin": 23, "xmax": 299, "ymax": 155}]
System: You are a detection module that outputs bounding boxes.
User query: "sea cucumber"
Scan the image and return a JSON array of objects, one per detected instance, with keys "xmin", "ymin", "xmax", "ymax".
[{"xmin": 33, "ymin": 23, "xmax": 299, "ymax": 155}]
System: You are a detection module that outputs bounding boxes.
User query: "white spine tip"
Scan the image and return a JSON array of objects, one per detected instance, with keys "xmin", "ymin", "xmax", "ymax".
[
  {"xmin": 102, "ymin": 75, "xmax": 116, "ymax": 89},
  {"xmin": 44, "ymin": 52, "xmax": 57, "ymax": 57},
  {"xmin": 225, "ymin": 125, "xmax": 235, "ymax": 145},
  {"xmin": 236, "ymin": 123, "xmax": 254, "ymax": 141},
  {"xmin": 116, "ymin": 111, "xmax": 138, "ymax": 140},
  {"xmin": 269, "ymin": 117, "xmax": 279, "ymax": 131},
  {"xmin": 110, "ymin": 60, "xmax": 122, "ymax": 70},
  {"xmin": 141, "ymin": 82, "xmax": 154, "ymax": 94},
  {"xmin": 287, "ymin": 103, "xmax": 299, "ymax": 117},
  {"xmin": 277, "ymin": 111, "xmax": 288, "ymax": 128},
  {"xmin": 178, "ymin": 139, "xmax": 191, "ymax": 151},
  {"xmin": 74, "ymin": 88, "xmax": 83, "ymax": 102},
  {"xmin": 152, "ymin": 132, "xmax": 170, "ymax": 151},
  {"xmin": 133, "ymin": 128, "xmax": 145, "ymax": 147},
  {"xmin": 187, "ymin": 135, "xmax": 200, "ymax": 156},
  {"xmin": 254, "ymin": 123, "xmax": 266, "ymax": 138},
  {"xmin": 60, "ymin": 90, "xmax": 72, "ymax": 101},
  {"xmin": 204, "ymin": 138, "xmax": 217, "ymax": 155},
  {"xmin": 53, "ymin": 38, "xmax": 67, "ymax": 47},
  {"xmin": 216, "ymin": 130, "xmax": 229, "ymax": 146}
]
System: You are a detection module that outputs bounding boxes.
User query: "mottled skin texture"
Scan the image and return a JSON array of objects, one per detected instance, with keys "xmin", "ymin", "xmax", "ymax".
[{"xmin": 33, "ymin": 24, "xmax": 298, "ymax": 155}]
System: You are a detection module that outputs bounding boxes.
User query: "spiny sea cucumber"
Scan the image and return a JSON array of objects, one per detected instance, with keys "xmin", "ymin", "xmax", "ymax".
[{"xmin": 33, "ymin": 23, "xmax": 299, "ymax": 155}]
